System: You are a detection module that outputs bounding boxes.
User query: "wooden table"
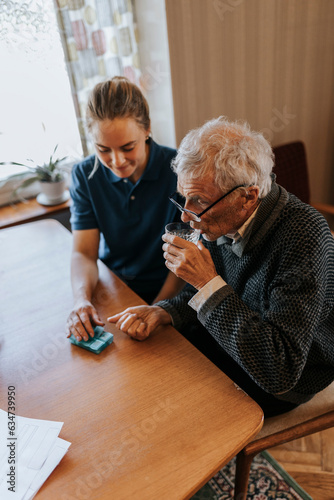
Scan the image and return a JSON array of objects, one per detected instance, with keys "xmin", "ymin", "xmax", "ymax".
[{"xmin": 0, "ymin": 220, "xmax": 263, "ymax": 499}]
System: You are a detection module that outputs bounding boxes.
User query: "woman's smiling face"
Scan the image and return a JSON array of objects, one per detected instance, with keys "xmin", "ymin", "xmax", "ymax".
[{"xmin": 92, "ymin": 117, "xmax": 150, "ymax": 184}]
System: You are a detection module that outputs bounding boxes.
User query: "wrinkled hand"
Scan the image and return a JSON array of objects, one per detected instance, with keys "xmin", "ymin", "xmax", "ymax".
[
  {"xmin": 108, "ymin": 305, "xmax": 171, "ymax": 341},
  {"xmin": 162, "ymin": 234, "xmax": 218, "ymax": 289},
  {"xmin": 66, "ymin": 299, "xmax": 105, "ymax": 341}
]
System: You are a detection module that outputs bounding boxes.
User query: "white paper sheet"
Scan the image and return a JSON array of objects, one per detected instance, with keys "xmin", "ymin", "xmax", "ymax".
[{"xmin": 0, "ymin": 410, "xmax": 71, "ymax": 499}]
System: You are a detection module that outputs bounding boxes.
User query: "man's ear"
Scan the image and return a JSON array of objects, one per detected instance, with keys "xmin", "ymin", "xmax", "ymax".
[{"xmin": 243, "ymin": 186, "xmax": 260, "ymax": 210}]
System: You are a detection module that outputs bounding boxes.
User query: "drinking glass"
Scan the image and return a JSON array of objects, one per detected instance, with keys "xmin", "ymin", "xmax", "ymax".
[{"xmin": 165, "ymin": 222, "xmax": 200, "ymax": 243}]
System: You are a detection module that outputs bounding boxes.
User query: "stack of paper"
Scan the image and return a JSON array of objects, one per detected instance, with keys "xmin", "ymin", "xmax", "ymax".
[{"xmin": 0, "ymin": 409, "xmax": 71, "ymax": 499}]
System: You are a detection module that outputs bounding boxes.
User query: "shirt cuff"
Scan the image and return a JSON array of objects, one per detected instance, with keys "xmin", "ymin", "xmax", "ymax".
[{"xmin": 188, "ymin": 276, "xmax": 227, "ymax": 312}]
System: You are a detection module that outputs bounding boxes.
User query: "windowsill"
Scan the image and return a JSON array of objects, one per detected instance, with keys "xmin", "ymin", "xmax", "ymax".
[{"xmin": 0, "ymin": 196, "xmax": 72, "ymax": 230}]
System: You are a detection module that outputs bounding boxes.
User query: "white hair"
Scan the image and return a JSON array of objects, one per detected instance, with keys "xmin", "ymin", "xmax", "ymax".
[{"xmin": 172, "ymin": 116, "xmax": 274, "ymax": 198}]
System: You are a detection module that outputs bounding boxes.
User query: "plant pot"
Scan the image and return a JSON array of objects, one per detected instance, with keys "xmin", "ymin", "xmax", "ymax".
[{"xmin": 37, "ymin": 177, "xmax": 70, "ymax": 206}]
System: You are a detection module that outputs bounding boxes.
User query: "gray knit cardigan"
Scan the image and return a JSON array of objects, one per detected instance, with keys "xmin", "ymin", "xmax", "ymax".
[{"xmin": 157, "ymin": 180, "xmax": 334, "ymax": 404}]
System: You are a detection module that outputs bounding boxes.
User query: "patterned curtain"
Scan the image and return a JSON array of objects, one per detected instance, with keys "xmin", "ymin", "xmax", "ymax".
[{"xmin": 54, "ymin": 0, "xmax": 142, "ymax": 157}]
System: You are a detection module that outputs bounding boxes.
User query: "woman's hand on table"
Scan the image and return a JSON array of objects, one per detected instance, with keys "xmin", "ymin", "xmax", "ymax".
[
  {"xmin": 108, "ymin": 305, "xmax": 172, "ymax": 341},
  {"xmin": 66, "ymin": 299, "xmax": 105, "ymax": 341}
]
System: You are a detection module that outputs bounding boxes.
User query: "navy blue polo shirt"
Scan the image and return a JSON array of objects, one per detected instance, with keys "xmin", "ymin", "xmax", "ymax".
[{"xmin": 70, "ymin": 139, "xmax": 178, "ymax": 296}]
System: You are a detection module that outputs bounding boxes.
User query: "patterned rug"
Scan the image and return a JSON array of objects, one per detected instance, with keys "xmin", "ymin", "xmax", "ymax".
[{"xmin": 191, "ymin": 451, "xmax": 313, "ymax": 500}]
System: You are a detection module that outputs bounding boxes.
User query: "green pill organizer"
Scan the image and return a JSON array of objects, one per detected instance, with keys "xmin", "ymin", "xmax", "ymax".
[{"xmin": 69, "ymin": 326, "xmax": 114, "ymax": 354}]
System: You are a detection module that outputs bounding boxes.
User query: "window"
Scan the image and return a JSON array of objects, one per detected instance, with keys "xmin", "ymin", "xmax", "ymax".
[
  {"xmin": 0, "ymin": 0, "xmax": 83, "ymax": 185},
  {"xmin": 0, "ymin": 0, "xmax": 175, "ymax": 206}
]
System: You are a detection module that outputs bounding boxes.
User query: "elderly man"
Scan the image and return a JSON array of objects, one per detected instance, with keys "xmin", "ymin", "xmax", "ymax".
[{"xmin": 109, "ymin": 116, "xmax": 334, "ymax": 417}]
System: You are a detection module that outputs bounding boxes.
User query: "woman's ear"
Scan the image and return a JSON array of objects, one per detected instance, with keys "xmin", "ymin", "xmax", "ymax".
[{"xmin": 145, "ymin": 128, "xmax": 152, "ymax": 141}]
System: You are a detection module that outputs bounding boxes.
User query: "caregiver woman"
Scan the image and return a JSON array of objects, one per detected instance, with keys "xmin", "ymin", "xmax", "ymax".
[{"xmin": 66, "ymin": 76, "xmax": 183, "ymax": 342}]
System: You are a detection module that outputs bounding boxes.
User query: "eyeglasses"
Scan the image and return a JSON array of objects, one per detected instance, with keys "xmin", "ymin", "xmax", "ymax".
[{"xmin": 169, "ymin": 184, "xmax": 248, "ymax": 222}]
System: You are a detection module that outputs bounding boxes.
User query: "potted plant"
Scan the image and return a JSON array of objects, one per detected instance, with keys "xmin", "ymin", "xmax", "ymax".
[{"xmin": 0, "ymin": 145, "xmax": 70, "ymax": 206}]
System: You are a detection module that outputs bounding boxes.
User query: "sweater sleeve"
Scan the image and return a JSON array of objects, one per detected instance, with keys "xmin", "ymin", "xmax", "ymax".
[{"xmin": 156, "ymin": 284, "xmax": 199, "ymax": 331}]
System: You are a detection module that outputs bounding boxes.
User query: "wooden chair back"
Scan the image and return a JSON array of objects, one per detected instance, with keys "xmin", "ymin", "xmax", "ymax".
[{"xmin": 272, "ymin": 140, "xmax": 311, "ymax": 203}]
